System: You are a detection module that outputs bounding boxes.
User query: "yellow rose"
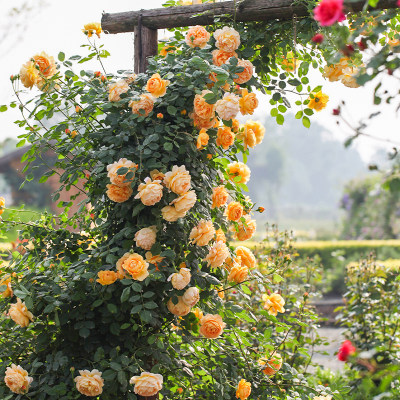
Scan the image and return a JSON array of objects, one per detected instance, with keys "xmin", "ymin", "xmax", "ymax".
[
  {"xmin": 191, "ymin": 112, "xmax": 217, "ymax": 130},
  {"xmin": 212, "ymin": 49, "xmax": 238, "ymax": 66},
  {"xmin": 196, "ymin": 128, "xmax": 210, "ymax": 149},
  {"xmin": 236, "ymin": 379, "xmax": 251, "ymax": 400},
  {"xmin": 233, "ymin": 215, "xmax": 256, "ymax": 241},
  {"xmin": 227, "ymin": 161, "xmax": 251, "ymax": 184},
  {"xmin": 4, "ymin": 364, "xmax": 33, "ymax": 394},
  {"xmin": 33, "ymin": 51, "xmax": 57, "ymax": 79},
  {"xmin": 189, "ymin": 219, "xmax": 215, "ymax": 246},
  {"xmin": 193, "ymin": 307, "xmax": 204, "ymax": 320},
  {"xmin": 214, "ymin": 26, "xmax": 241, "ymax": 52},
  {"xmin": 308, "ymin": 91, "xmax": 329, "ymax": 112},
  {"xmin": 116, "ymin": 252, "xmax": 131, "ymax": 279},
  {"xmin": 194, "ymin": 90, "xmax": 216, "ymax": 120},
  {"xmin": 145, "ymin": 252, "xmax": 165, "ymax": 268},
  {"xmin": 74, "ymin": 369, "xmax": 104, "ymax": 397},
  {"xmin": 134, "ymin": 177, "xmax": 163, "ymax": 206},
  {"xmin": 199, "ymin": 314, "xmax": 226, "ymax": 338},
  {"xmin": 130, "ymin": 372, "xmax": 163, "ymax": 397},
  {"xmin": 225, "ymin": 201, "xmax": 244, "ymax": 221},
  {"xmin": 129, "ymin": 93, "xmax": 154, "ymax": 116},
  {"xmin": 215, "ymin": 93, "xmax": 240, "ymax": 121},
  {"xmin": 185, "ymin": 25, "xmax": 210, "ymax": 48},
  {"xmin": 108, "ymin": 79, "xmax": 129, "ymax": 102},
  {"xmin": 239, "ymin": 88, "xmax": 258, "ymax": 115},
  {"xmin": 237, "ymin": 125, "xmax": 257, "ymax": 151},
  {"xmin": 216, "ymin": 126, "xmax": 235, "ymax": 150},
  {"xmin": 167, "ymin": 296, "xmax": 191, "ymax": 316},
  {"xmin": 96, "ymin": 270, "xmax": 118, "ymax": 285},
  {"xmin": 0, "ymin": 275, "xmax": 13, "ymax": 298},
  {"xmin": 215, "ymin": 228, "xmax": 227, "ymax": 243},
  {"xmin": 168, "ymin": 267, "xmax": 191, "ymax": 290},
  {"xmin": 170, "ymin": 190, "xmax": 197, "ymax": 213},
  {"xmin": 0, "ymin": 197, "xmax": 5, "ymax": 216},
  {"xmin": 83, "ymin": 22, "xmax": 102, "ymax": 38},
  {"xmin": 106, "ymin": 184, "xmax": 133, "ymax": 203},
  {"xmin": 107, "ymin": 158, "xmax": 137, "ymax": 187},
  {"xmin": 258, "ymin": 352, "xmax": 283, "ymax": 375},
  {"xmin": 161, "ymin": 205, "xmax": 187, "ymax": 222},
  {"xmin": 211, "ymin": 186, "xmax": 228, "ymax": 209},
  {"xmin": 134, "ymin": 226, "xmax": 157, "ymax": 250},
  {"xmin": 146, "ymin": 73, "xmax": 170, "ymax": 98},
  {"xmin": 234, "ymin": 59, "xmax": 253, "ymax": 84},
  {"xmin": 160, "ymin": 45, "xmax": 175, "ymax": 57},
  {"xmin": 262, "ymin": 292, "xmax": 285, "ymax": 316},
  {"xmin": 244, "ymin": 120, "xmax": 265, "ymax": 144},
  {"xmin": 205, "ymin": 241, "xmax": 230, "ymax": 268},
  {"xmin": 9, "ymin": 298, "xmax": 34, "ymax": 328},
  {"xmin": 122, "ymin": 253, "xmax": 149, "ymax": 281},
  {"xmin": 228, "ymin": 264, "xmax": 248, "ymax": 283},
  {"xmin": 150, "ymin": 169, "xmax": 165, "ymax": 181},
  {"xmin": 19, "ymin": 61, "xmax": 39, "ymax": 89},
  {"xmin": 164, "ymin": 165, "xmax": 191, "ymax": 195},
  {"xmin": 182, "ymin": 286, "xmax": 200, "ymax": 307},
  {"xmin": 340, "ymin": 67, "xmax": 360, "ymax": 88},
  {"xmin": 235, "ymin": 246, "xmax": 256, "ymax": 269}
]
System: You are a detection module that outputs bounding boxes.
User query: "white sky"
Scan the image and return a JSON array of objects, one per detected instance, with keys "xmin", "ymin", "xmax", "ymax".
[{"xmin": 0, "ymin": 0, "xmax": 399, "ymax": 162}]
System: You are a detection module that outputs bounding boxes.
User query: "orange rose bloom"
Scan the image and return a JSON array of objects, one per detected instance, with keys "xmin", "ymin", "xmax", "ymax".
[
  {"xmin": 20, "ymin": 61, "xmax": 39, "ymax": 89},
  {"xmin": 164, "ymin": 165, "xmax": 192, "ymax": 195},
  {"xmin": 227, "ymin": 161, "xmax": 251, "ymax": 184},
  {"xmin": 215, "ymin": 228, "xmax": 226, "ymax": 243},
  {"xmin": 9, "ymin": 298, "xmax": 34, "ymax": 327},
  {"xmin": 228, "ymin": 264, "xmax": 248, "ymax": 283},
  {"xmin": 146, "ymin": 73, "xmax": 170, "ymax": 98},
  {"xmin": 160, "ymin": 45, "xmax": 175, "ymax": 56},
  {"xmin": 4, "ymin": 364, "xmax": 33, "ymax": 394},
  {"xmin": 262, "ymin": 292, "xmax": 285, "ymax": 316},
  {"xmin": 212, "ymin": 49, "xmax": 238, "ymax": 66},
  {"xmin": 108, "ymin": 79, "xmax": 129, "ymax": 102},
  {"xmin": 205, "ymin": 241, "xmax": 230, "ymax": 268},
  {"xmin": 107, "ymin": 158, "xmax": 137, "ymax": 187},
  {"xmin": 280, "ymin": 52, "xmax": 299, "ymax": 72},
  {"xmin": 214, "ymin": 26, "xmax": 241, "ymax": 52},
  {"xmin": 170, "ymin": 190, "xmax": 197, "ymax": 213},
  {"xmin": 234, "ymin": 59, "xmax": 253, "ymax": 84},
  {"xmin": 216, "ymin": 126, "xmax": 235, "ymax": 150},
  {"xmin": 194, "ymin": 90, "xmax": 216, "ymax": 120},
  {"xmin": 225, "ymin": 201, "xmax": 243, "ymax": 221},
  {"xmin": 167, "ymin": 296, "xmax": 191, "ymax": 316},
  {"xmin": 199, "ymin": 314, "xmax": 226, "ymax": 338},
  {"xmin": 122, "ymin": 253, "xmax": 149, "ymax": 281},
  {"xmin": 239, "ymin": 88, "xmax": 258, "ymax": 115},
  {"xmin": 185, "ymin": 25, "xmax": 210, "ymax": 48},
  {"xmin": 83, "ymin": 22, "xmax": 102, "ymax": 38},
  {"xmin": 244, "ymin": 120, "xmax": 265, "ymax": 144},
  {"xmin": 233, "ymin": 215, "xmax": 256, "ymax": 241},
  {"xmin": 189, "ymin": 219, "xmax": 215, "ymax": 246},
  {"xmin": 236, "ymin": 379, "xmax": 251, "ymax": 400},
  {"xmin": 75, "ymin": 369, "xmax": 104, "ymax": 397},
  {"xmin": 235, "ymin": 246, "xmax": 256, "ymax": 269},
  {"xmin": 145, "ymin": 252, "xmax": 165, "ymax": 268},
  {"xmin": 161, "ymin": 205, "xmax": 187, "ymax": 222},
  {"xmin": 237, "ymin": 125, "xmax": 257, "ymax": 151},
  {"xmin": 130, "ymin": 372, "xmax": 163, "ymax": 397},
  {"xmin": 134, "ymin": 177, "xmax": 163, "ymax": 206},
  {"xmin": 106, "ymin": 184, "xmax": 133, "ymax": 203},
  {"xmin": 258, "ymin": 353, "xmax": 283, "ymax": 376},
  {"xmin": 129, "ymin": 93, "xmax": 154, "ymax": 116},
  {"xmin": 308, "ymin": 91, "xmax": 329, "ymax": 112},
  {"xmin": 196, "ymin": 128, "xmax": 209, "ymax": 149},
  {"xmin": 150, "ymin": 169, "xmax": 165, "ymax": 181},
  {"xmin": 231, "ymin": 118, "xmax": 240, "ymax": 133},
  {"xmin": 33, "ymin": 51, "xmax": 57, "ymax": 78},
  {"xmin": 97, "ymin": 270, "xmax": 118, "ymax": 285},
  {"xmin": 0, "ymin": 276, "xmax": 13, "ymax": 298},
  {"xmin": 192, "ymin": 112, "xmax": 217, "ymax": 130},
  {"xmin": 193, "ymin": 308, "xmax": 204, "ymax": 320}
]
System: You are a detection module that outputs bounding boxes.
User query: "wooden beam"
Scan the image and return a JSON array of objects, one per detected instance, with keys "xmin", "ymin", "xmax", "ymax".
[
  {"xmin": 102, "ymin": 0, "xmax": 398, "ymax": 33},
  {"xmin": 134, "ymin": 24, "xmax": 158, "ymax": 73}
]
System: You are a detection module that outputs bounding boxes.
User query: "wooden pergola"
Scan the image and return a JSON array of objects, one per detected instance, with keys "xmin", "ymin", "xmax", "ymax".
[{"xmin": 101, "ymin": 0, "xmax": 398, "ymax": 73}]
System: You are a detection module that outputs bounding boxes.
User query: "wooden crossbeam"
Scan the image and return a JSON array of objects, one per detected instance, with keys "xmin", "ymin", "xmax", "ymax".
[{"xmin": 101, "ymin": 0, "xmax": 398, "ymax": 33}]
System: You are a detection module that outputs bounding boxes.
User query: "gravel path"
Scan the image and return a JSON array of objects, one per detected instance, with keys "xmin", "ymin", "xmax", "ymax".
[{"xmin": 312, "ymin": 327, "xmax": 345, "ymax": 371}]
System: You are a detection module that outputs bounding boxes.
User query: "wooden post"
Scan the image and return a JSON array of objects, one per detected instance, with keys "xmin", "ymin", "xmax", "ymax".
[{"xmin": 134, "ymin": 23, "xmax": 158, "ymax": 73}]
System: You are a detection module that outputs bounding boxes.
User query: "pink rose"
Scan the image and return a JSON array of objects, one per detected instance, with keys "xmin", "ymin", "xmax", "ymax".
[{"xmin": 314, "ymin": 0, "xmax": 345, "ymax": 26}]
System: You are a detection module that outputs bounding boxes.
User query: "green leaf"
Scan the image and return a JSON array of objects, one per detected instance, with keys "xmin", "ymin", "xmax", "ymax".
[
  {"xmin": 276, "ymin": 114, "xmax": 284, "ymax": 125},
  {"xmin": 121, "ymin": 287, "xmax": 131, "ymax": 303},
  {"xmin": 295, "ymin": 110, "xmax": 303, "ymax": 119},
  {"xmin": 167, "ymin": 105, "xmax": 177, "ymax": 115},
  {"xmin": 302, "ymin": 116, "xmax": 311, "ymax": 128},
  {"xmin": 58, "ymin": 52, "xmax": 65, "ymax": 62},
  {"xmin": 0, "ymin": 105, "xmax": 7, "ymax": 112},
  {"xmin": 164, "ymin": 142, "xmax": 173, "ymax": 151}
]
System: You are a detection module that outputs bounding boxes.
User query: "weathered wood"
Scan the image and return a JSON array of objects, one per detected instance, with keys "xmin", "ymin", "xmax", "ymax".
[
  {"xmin": 134, "ymin": 24, "xmax": 158, "ymax": 73},
  {"xmin": 102, "ymin": 0, "xmax": 398, "ymax": 33}
]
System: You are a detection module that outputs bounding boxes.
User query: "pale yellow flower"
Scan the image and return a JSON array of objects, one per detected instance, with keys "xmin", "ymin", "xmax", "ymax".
[
  {"xmin": 130, "ymin": 372, "xmax": 163, "ymax": 397},
  {"xmin": 108, "ymin": 79, "xmax": 129, "ymax": 102},
  {"xmin": 170, "ymin": 190, "xmax": 197, "ymax": 213},
  {"xmin": 75, "ymin": 369, "xmax": 104, "ymax": 397},
  {"xmin": 168, "ymin": 268, "xmax": 191, "ymax": 290},
  {"xmin": 215, "ymin": 93, "xmax": 240, "ymax": 121},
  {"xmin": 135, "ymin": 178, "xmax": 163, "ymax": 206},
  {"xmin": 262, "ymin": 292, "xmax": 285, "ymax": 316},
  {"xmin": 4, "ymin": 364, "xmax": 33, "ymax": 394},
  {"xmin": 214, "ymin": 26, "xmax": 241, "ymax": 52},
  {"xmin": 182, "ymin": 286, "xmax": 200, "ymax": 307},
  {"xmin": 189, "ymin": 219, "xmax": 215, "ymax": 246},
  {"xmin": 134, "ymin": 226, "xmax": 157, "ymax": 250},
  {"xmin": 164, "ymin": 165, "xmax": 191, "ymax": 195},
  {"xmin": 205, "ymin": 241, "xmax": 230, "ymax": 268},
  {"xmin": 9, "ymin": 298, "xmax": 34, "ymax": 327},
  {"xmin": 107, "ymin": 158, "xmax": 137, "ymax": 187}
]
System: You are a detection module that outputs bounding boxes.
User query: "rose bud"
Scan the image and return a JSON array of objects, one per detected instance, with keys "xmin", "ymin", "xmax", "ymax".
[
  {"xmin": 338, "ymin": 340, "xmax": 356, "ymax": 361},
  {"xmin": 312, "ymin": 33, "xmax": 324, "ymax": 44}
]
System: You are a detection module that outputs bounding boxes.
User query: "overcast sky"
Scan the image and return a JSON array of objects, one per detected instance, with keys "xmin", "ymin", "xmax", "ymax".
[{"xmin": 0, "ymin": 0, "xmax": 399, "ymax": 162}]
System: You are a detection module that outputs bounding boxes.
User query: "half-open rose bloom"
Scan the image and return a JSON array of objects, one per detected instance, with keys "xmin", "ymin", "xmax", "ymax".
[
  {"xmin": 258, "ymin": 353, "xmax": 283, "ymax": 375},
  {"xmin": 167, "ymin": 296, "xmax": 191, "ymax": 316},
  {"xmin": 227, "ymin": 161, "xmax": 251, "ymax": 184},
  {"xmin": 189, "ymin": 219, "xmax": 215, "ymax": 246},
  {"xmin": 122, "ymin": 253, "xmax": 149, "ymax": 281},
  {"xmin": 225, "ymin": 201, "xmax": 243, "ymax": 221},
  {"xmin": 97, "ymin": 270, "xmax": 118, "ymax": 285},
  {"xmin": 262, "ymin": 292, "xmax": 285, "ymax": 316},
  {"xmin": 244, "ymin": 120, "xmax": 265, "ymax": 144},
  {"xmin": 75, "ymin": 369, "xmax": 104, "ymax": 397},
  {"xmin": 146, "ymin": 73, "xmax": 170, "ymax": 97},
  {"xmin": 216, "ymin": 126, "xmax": 235, "ymax": 150},
  {"xmin": 196, "ymin": 128, "xmax": 210, "ymax": 149},
  {"xmin": 191, "ymin": 112, "xmax": 217, "ymax": 130},
  {"xmin": 212, "ymin": 186, "xmax": 229, "ymax": 209},
  {"xmin": 233, "ymin": 215, "xmax": 256, "ymax": 241},
  {"xmin": 215, "ymin": 228, "xmax": 227, "ymax": 243},
  {"xmin": 161, "ymin": 205, "xmax": 187, "ymax": 222},
  {"xmin": 237, "ymin": 125, "xmax": 256, "ymax": 150},
  {"xmin": 168, "ymin": 267, "xmax": 191, "ymax": 290},
  {"xmin": 130, "ymin": 372, "xmax": 163, "ymax": 397},
  {"xmin": 107, "ymin": 158, "xmax": 137, "ymax": 187},
  {"xmin": 182, "ymin": 286, "xmax": 200, "ymax": 307},
  {"xmin": 164, "ymin": 165, "xmax": 191, "ymax": 195},
  {"xmin": 228, "ymin": 264, "xmax": 248, "ymax": 284},
  {"xmin": 106, "ymin": 184, "xmax": 133, "ymax": 203},
  {"xmin": 170, "ymin": 190, "xmax": 197, "ymax": 213},
  {"xmin": 9, "ymin": 298, "xmax": 34, "ymax": 327},
  {"xmin": 239, "ymin": 88, "xmax": 258, "ymax": 115},
  {"xmin": 234, "ymin": 59, "xmax": 254, "ymax": 84},
  {"xmin": 108, "ymin": 79, "xmax": 129, "ymax": 102},
  {"xmin": 134, "ymin": 226, "xmax": 157, "ymax": 250},
  {"xmin": 338, "ymin": 340, "xmax": 356, "ymax": 361},
  {"xmin": 4, "ymin": 364, "xmax": 33, "ymax": 394},
  {"xmin": 235, "ymin": 246, "xmax": 256, "ymax": 269},
  {"xmin": 135, "ymin": 178, "xmax": 163, "ymax": 206},
  {"xmin": 236, "ymin": 379, "xmax": 251, "ymax": 400},
  {"xmin": 0, "ymin": 276, "xmax": 13, "ymax": 298},
  {"xmin": 212, "ymin": 49, "xmax": 238, "ymax": 66},
  {"xmin": 214, "ymin": 26, "xmax": 241, "ymax": 52},
  {"xmin": 185, "ymin": 25, "xmax": 210, "ymax": 48},
  {"xmin": 205, "ymin": 241, "xmax": 230, "ymax": 268},
  {"xmin": 314, "ymin": 0, "xmax": 346, "ymax": 26},
  {"xmin": 215, "ymin": 93, "xmax": 240, "ymax": 121},
  {"xmin": 20, "ymin": 60, "xmax": 40, "ymax": 89},
  {"xmin": 199, "ymin": 314, "xmax": 226, "ymax": 338},
  {"xmin": 194, "ymin": 90, "xmax": 216, "ymax": 120},
  {"xmin": 129, "ymin": 93, "xmax": 154, "ymax": 116}
]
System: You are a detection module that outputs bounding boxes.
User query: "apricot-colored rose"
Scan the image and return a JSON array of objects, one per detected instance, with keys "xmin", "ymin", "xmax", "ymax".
[
  {"xmin": 129, "ymin": 93, "xmax": 154, "ymax": 116},
  {"xmin": 146, "ymin": 73, "xmax": 170, "ymax": 98},
  {"xmin": 239, "ymin": 89, "xmax": 258, "ymax": 115},
  {"xmin": 185, "ymin": 25, "xmax": 210, "ymax": 48},
  {"xmin": 236, "ymin": 379, "xmax": 251, "ymax": 400},
  {"xmin": 75, "ymin": 369, "xmax": 104, "ymax": 397},
  {"xmin": 107, "ymin": 158, "xmax": 137, "ymax": 187},
  {"xmin": 212, "ymin": 49, "xmax": 238, "ymax": 66},
  {"xmin": 182, "ymin": 286, "xmax": 200, "ymax": 307},
  {"xmin": 160, "ymin": 45, "xmax": 175, "ymax": 56},
  {"xmin": 228, "ymin": 264, "xmax": 248, "ymax": 283},
  {"xmin": 193, "ymin": 90, "xmax": 216, "ymax": 120},
  {"xmin": 0, "ymin": 276, "xmax": 13, "ymax": 298},
  {"xmin": 216, "ymin": 126, "xmax": 235, "ymax": 150},
  {"xmin": 122, "ymin": 253, "xmax": 149, "ymax": 281},
  {"xmin": 168, "ymin": 267, "xmax": 191, "ymax": 290},
  {"xmin": 4, "ymin": 364, "xmax": 33, "ymax": 394},
  {"xmin": 199, "ymin": 314, "xmax": 226, "ymax": 338},
  {"xmin": 235, "ymin": 246, "xmax": 256, "ymax": 269},
  {"xmin": 234, "ymin": 59, "xmax": 253, "ymax": 84},
  {"xmin": 244, "ymin": 120, "xmax": 265, "ymax": 144},
  {"xmin": 20, "ymin": 61, "xmax": 39, "ymax": 89},
  {"xmin": 215, "ymin": 228, "xmax": 226, "ymax": 243},
  {"xmin": 262, "ymin": 292, "xmax": 285, "ymax": 316},
  {"xmin": 83, "ymin": 22, "xmax": 102, "ymax": 38},
  {"xmin": 134, "ymin": 226, "xmax": 157, "ymax": 250},
  {"xmin": 215, "ymin": 93, "xmax": 240, "ymax": 121},
  {"xmin": 205, "ymin": 241, "xmax": 230, "ymax": 268},
  {"xmin": 9, "ymin": 298, "xmax": 34, "ymax": 327},
  {"xmin": 237, "ymin": 125, "xmax": 257, "ymax": 151},
  {"xmin": 214, "ymin": 26, "xmax": 241, "ymax": 52},
  {"xmin": 130, "ymin": 372, "xmax": 163, "ymax": 397},
  {"xmin": 280, "ymin": 52, "xmax": 300, "ymax": 72},
  {"xmin": 233, "ymin": 215, "xmax": 256, "ymax": 241},
  {"xmin": 164, "ymin": 165, "xmax": 191, "ymax": 195},
  {"xmin": 167, "ymin": 296, "xmax": 191, "ymax": 316},
  {"xmin": 225, "ymin": 201, "xmax": 244, "ymax": 221},
  {"xmin": 189, "ymin": 219, "xmax": 215, "ymax": 246},
  {"xmin": 96, "ymin": 270, "xmax": 118, "ymax": 285},
  {"xmin": 116, "ymin": 252, "xmax": 131, "ymax": 279},
  {"xmin": 108, "ymin": 79, "xmax": 129, "ymax": 102},
  {"xmin": 150, "ymin": 169, "xmax": 165, "ymax": 181},
  {"xmin": 170, "ymin": 190, "xmax": 197, "ymax": 213},
  {"xmin": 258, "ymin": 353, "xmax": 283, "ymax": 375},
  {"xmin": 193, "ymin": 308, "xmax": 204, "ymax": 320},
  {"xmin": 0, "ymin": 196, "xmax": 5, "ymax": 215},
  {"xmin": 33, "ymin": 52, "xmax": 57, "ymax": 78},
  {"xmin": 125, "ymin": 73, "xmax": 137, "ymax": 84},
  {"xmin": 145, "ymin": 252, "xmax": 165, "ymax": 268},
  {"xmin": 340, "ymin": 66, "xmax": 360, "ymax": 88},
  {"xmin": 106, "ymin": 184, "xmax": 133, "ymax": 203},
  {"xmin": 191, "ymin": 112, "xmax": 217, "ymax": 130},
  {"xmin": 134, "ymin": 177, "xmax": 163, "ymax": 206},
  {"xmin": 196, "ymin": 128, "xmax": 210, "ymax": 149},
  {"xmin": 211, "ymin": 186, "xmax": 229, "ymax": 209},
  {"xmin": 227, "ymin": 161, "xmax": 251, "ymax": 184},
  {"xmin": 161, "ymin": 205, "xmax": 187, "ymax": 222}
]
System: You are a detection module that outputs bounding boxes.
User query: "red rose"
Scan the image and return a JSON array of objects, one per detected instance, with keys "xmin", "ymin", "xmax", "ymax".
[
  {"xmin": 314, "ymin": 0, "xmax": 346, "ymax": 26},
  {"xmin": 312, "ymin": 33, "xmax": 324, "ymax": 44},
  {"xmin": 338, "ymin": 340, "xmax": 356, "ymax": 361}
]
